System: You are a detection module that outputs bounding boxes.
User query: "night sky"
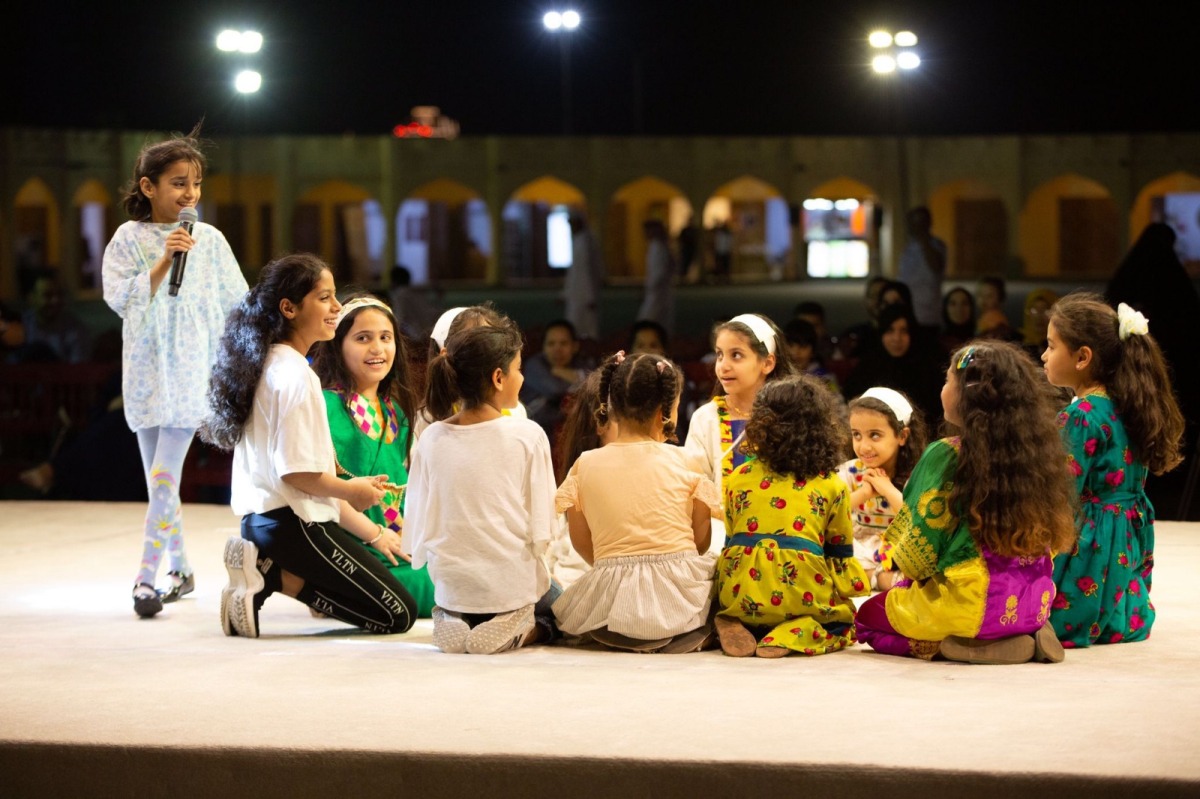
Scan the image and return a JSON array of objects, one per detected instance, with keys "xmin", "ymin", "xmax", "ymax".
[{"xmin": 3, "ymin": 1, "xmax": 1195, "ymax": 138}]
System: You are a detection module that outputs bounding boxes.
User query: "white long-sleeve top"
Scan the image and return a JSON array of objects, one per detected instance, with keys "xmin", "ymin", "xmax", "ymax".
[
  {"xmin": 403, "ymin": 416, "xmax": 556, "ymax": 614},
  {"xmin": 683, "ymin": 400, "xmax": 728, "ymax": 555}
]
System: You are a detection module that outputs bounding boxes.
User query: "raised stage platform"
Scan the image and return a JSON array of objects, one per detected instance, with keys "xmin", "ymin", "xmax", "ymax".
[{"xmin": 1, "ymin": 501, "xmax": 1198, "ymax": 797}]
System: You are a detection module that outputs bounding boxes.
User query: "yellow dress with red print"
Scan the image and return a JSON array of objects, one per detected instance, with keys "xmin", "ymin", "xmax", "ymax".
[{"xmin": 715, "ymin": 460, "xmax": 870, "ymax": 655}]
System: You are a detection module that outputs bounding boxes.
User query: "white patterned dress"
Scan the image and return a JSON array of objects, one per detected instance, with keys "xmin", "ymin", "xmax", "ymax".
[{"xmin": 102, "ymin": 221, "xmax": 246, "ymax": 431}]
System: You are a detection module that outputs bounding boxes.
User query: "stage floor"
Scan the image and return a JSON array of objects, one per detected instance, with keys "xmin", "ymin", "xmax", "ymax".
[{"xmin": 1, "ymin": 501, "xmax": 1198, "ymax": 797}]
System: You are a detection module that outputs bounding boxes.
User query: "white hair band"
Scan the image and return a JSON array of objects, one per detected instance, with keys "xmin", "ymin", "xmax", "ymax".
[
  {"xmin": 335, "ymin": 297, "xmax": 392, "ymax": 329},
  {"xmin": 860, "ymin": 387, "xmax": 914, "ymax": 426},
  {"xmin": 727, "ymin": 313, "xmax": 777, "ymax": 355},
  {"xmin": 430, "ymin": 307, "xmax": 467, "ymax": 349}
]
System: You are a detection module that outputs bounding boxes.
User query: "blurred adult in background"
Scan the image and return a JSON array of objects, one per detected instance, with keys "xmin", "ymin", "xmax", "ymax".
[
  {"xmin": 939, "ymin": 287, "xmax": 977, "ymax": 355},
  {"xmin": 898, "ymin": 207, "xmax": 947, "ymax": 330},
  {"xmin": 520, "ymin": 319, "xmax": 589, "ymax": 446},
  {"xmin": 976, "ymin": 276, "xmax": 1007, "ymax": 317},
  {"xmin": 711, "ymin": 220, "xmax": 733, "ymax": 284},
  {"xmin": 636, "ymin": 220, "xmax": 676, "ymax": 334},
  {"xmin": 18, "ymin": 270, "xmax": 90, "ymax": 363},
  {"xmin": 977, "ymin": 309, "xmax": 1018, "ymax": 342},
  {"xmin": 838, "ymin": 276, "xmax": 890, "ymax": 360},
  {"xmin": 628, "ymin": 319, "xmax": 668, "ymax": 356},
  {"xmin": 677, "ymin": 216, "xmax": 700, "ymax": 283},
  {"xmin": 1021, "ymin": 288, "xmax": 1059, "ymax": 361},
  {"xmin": 783, "ymin": 317, "xmax": 840, "ymax": 396},
  {"xmin": 843, "ymin": 303, "xmax": 944, "ymax": 426},
  {"xmin": 565, "ymin": 214, "xmax": 603, "ymax": 341},
  {"xmin": 1107, "ymin": 222, "xmax": 1200, "ymax": 519},
  {"xmin": 792, "ymin": 300, "xmax": 836, "ymax": 365},
  {"xmin": 389, "ymin": 264, "xmax": 443, "ymax": 342}
]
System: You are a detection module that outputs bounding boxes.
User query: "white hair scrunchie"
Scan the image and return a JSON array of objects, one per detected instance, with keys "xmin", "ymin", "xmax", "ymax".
[
  {"xmin": 334, "ymin": 296, "xmax": 392, "ymax": 329},
  {"xmin": 430, "ymin": 307, "xmax": 468, "ymax": 349},
  {"xmin": 860, "ymin": 386, "xmax": 914, "ymax": 426},
  {"xmin": 727, "ymin": 313, "xmax": 777, "ymax": 355},
  {"xmin": 1116, "ymin": 303, "xmax": 1149, "ymax": 341}
]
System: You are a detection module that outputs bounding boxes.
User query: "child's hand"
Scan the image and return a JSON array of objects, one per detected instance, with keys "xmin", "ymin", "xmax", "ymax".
[
  {"xmin": 346, "ymin": 476, "xmax": 386, "ymax": 511},
  {"xmin": 862, "ymin": 468, "xmax": 894, "ymax": 493},
  {"xmin": 163, "ymin": 226, "xmax": 195, "ymax": 260},
  {"xmin": 370, "ymin": 527, "xmax": 409, "ymax": 566}
]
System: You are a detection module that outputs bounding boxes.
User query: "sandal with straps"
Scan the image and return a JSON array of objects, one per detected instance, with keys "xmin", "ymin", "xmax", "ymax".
[
  {"xmin": 133, "ymin": 582, "xmax": 163, "ymax": 618},
  {"xmin": 159, "ymin": 571, "xmax": 195, "ymax": 604}
]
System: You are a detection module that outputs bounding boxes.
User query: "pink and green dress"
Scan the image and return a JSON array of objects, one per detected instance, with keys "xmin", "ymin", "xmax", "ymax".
[
  {"xmin": 855, "ymin": 438, "xmax": 1056, "ymax": 659},
  {"xmin": 1050, "ymin": 391, "xmax": 1154, "ymax": 646}
]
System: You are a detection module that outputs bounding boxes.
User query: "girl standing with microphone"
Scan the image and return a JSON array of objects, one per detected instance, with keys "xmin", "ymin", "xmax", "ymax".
[{"xmin": 103, "ymin": 127, "xmax": 247, "ymax": 618}]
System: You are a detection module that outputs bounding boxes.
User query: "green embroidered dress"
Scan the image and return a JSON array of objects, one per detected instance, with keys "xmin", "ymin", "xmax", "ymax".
[{"xmin": 324, "ymin": 389, "xmax": 435, "ymax": 617}]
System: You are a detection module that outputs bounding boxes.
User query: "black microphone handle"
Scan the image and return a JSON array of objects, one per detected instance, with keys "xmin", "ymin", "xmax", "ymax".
[{"xmin": 167, "ymin": 220, "xmax": 194, "ymax": 297}]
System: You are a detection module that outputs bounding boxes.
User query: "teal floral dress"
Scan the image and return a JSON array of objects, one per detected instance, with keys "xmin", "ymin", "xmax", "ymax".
[{"xmin": 1050, "ymin": 391, "xmax": 1155, "ymax": 647}]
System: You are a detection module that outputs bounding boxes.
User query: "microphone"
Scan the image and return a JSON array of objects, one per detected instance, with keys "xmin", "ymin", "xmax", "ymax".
[{"xmin": 168, "ymin": 206, "xmax": 198, "ymax": 297}]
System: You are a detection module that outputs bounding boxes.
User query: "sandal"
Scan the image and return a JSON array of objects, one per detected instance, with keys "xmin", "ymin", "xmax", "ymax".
[
  {"xmin": 133, "ymin": 582, "xmax": 163, "ymax": 618},
  {"xmin": 159, "ymin": 571, "xmax": 195, "ymax": 604}
]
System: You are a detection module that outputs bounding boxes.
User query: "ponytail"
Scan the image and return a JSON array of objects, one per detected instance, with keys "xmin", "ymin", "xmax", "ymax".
[{"xmin": 1111, "ymin": 331, "xmax": 1185, "ymax": 475}]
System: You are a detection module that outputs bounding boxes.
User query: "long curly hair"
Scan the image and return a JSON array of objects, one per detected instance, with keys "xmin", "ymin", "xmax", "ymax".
[
  {"xmin": 424, "ymin": 320, "xmax": 523, "ymax": 421},
  {"xmin": 311, "ymin": 294, "xmax": 418, "ymax": 459},
  {"xmin": 847, "ymin": 390, "xmax": 928, "ymax": 486},
  {"xmin": 945, "ymin": 341, "xmax": 1077, "ymax": 557},
  {"xmin": 1049, "ymin": 292, "xmax": 1184, "ymax": 475},
  {"xmin": 744, "ymin": 375, "xmax": 847, "ymax": 479},
  {"xmin": 711, "ymin": 314, "xmax": 797, "ymax": 397},
  {"xmin": 120, "ymin": 122, "xmax": 207, "ymax": 221},
  {"xmin": 596, "ymin": 351, "xmax": 683, "ymax": 441},
  {"xmin": 201, "ymin": 253, "xmax": 330, "ymax": 450}
]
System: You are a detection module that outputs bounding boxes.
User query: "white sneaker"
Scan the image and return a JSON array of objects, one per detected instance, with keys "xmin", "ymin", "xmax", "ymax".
[
  {"xmin": 220, "ymin": 537, "xmax": 265, "ymax": 638},
  {"xmin": 432, "ymin": 606, "xmax": 471, "ymax": 653},
  {"xmin": 464, "ymin": 604, "xmax": 535, "ymax": 655}
]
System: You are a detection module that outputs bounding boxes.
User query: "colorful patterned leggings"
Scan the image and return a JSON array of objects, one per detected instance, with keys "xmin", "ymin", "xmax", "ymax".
[{"xmin": 134, "ymin": 427, "xmax": 195, "ymax": 588}]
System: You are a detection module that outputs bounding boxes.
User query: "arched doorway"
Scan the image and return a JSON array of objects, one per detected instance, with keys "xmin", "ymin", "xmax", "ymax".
[
  {"xmin": 201, "ymin": 173, "xmax": 277, "ymax": 274},
  {"xmin": 293, "ymin": 181, "xmax": 383, "ymax": 286},
  {"xmin": 14, "ymin": 178, "xmax": 60, "ymax": 297},
  {"xmin": 1019, "ymin": 174, "xmax": 1119, "ymax": 277},
  {"xmin": 607, "ymin": 176, "xmax": 693, "ymax": 280},
  {"xmin": 71, "ymin": 180, "xmax": 111, "ymax": 292},
  {"xmin": 803, "ymin": 177, "xmax": 880, "ymax": 279},
  {"xmin": 703, "ymin": 176, "xmax": 788, "ymax": 281},
  {"xmin": 928, "ymin": 179, "xmax": 1008, "ymax": 278},
  {"xmin": 1131, "ymin": 172, "xmax": 1200, "ymax": 275},
  {"xmin": 502, "ymin": 176, "xmax": 585, "ymax": 282},
  {"xmin": 397, "ymin": 179, "xmax": 491, "ymax": 284}
]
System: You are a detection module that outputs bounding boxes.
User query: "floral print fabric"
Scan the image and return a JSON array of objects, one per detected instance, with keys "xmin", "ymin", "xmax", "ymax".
[
  {"xmin": 1050, "ymin": 392, "xmax": 1155, "ymax": 646},
  {"xmin": 716, "ymin": 462, "xmax": 869, "ymax": 655}
]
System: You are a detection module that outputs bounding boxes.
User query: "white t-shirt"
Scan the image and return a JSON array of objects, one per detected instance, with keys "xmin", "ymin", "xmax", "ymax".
[
  {"xmin": 231, "ymin": 344, "xmax": 340, "ymax": 524},
  {"xmin": 403, "ymin": 416, "xmax": 556, "ymax": 614}
]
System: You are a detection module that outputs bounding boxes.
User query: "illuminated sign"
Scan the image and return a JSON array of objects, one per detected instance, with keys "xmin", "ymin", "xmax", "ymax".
[{"xmin": 393, "ymin": 106, "xmax": 460, "ymax": 140}]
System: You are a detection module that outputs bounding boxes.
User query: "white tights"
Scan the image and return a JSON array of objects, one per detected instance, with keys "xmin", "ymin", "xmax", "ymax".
[{"xmin": 134, "ymin": 427, "xmax": 195, "ymax": 588}]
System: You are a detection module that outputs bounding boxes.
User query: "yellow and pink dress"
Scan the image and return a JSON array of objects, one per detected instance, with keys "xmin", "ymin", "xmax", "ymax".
[{"xmin": 855, "ymin": 438, "xmax": 1056, "ymax": 659}]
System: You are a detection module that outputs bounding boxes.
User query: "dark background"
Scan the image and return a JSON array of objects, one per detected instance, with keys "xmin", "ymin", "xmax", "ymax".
[{"xmin": 2, "ymin": 1, "xmax": 1193, "ymax": 137}]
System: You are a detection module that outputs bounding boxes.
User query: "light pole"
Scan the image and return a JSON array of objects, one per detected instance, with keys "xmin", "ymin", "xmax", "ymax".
[
  {"xmin": 869, "ymin": 28, "xmax": 920, "ymax": 259},
  {"xmin": 543, "ymin": 9, "xmax": 580, "ymax": 135}
]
